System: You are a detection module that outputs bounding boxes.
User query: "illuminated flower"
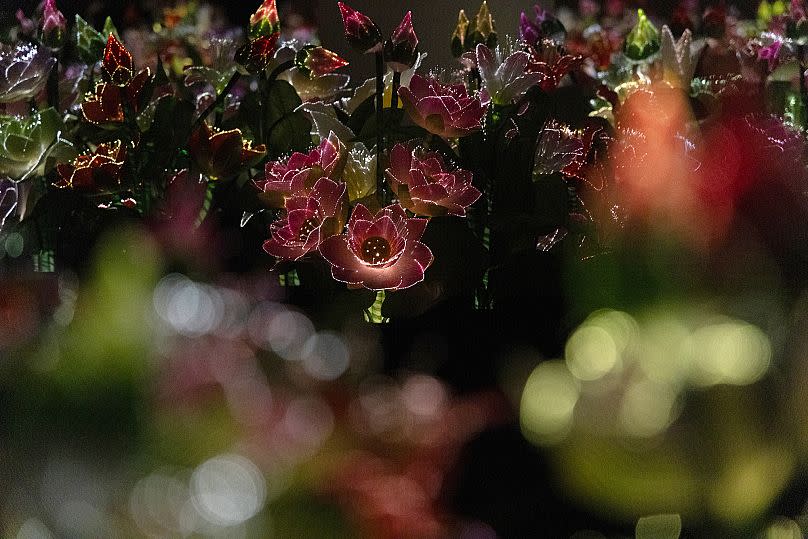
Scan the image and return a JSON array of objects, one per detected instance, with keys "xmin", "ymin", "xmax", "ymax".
[
  {"xmin": 295, "ymin": 45, "xmax": 349, "ymax": 78},
  {"xmin": 249, "ymin": 0, "xmax": 280, "ymax": 39},
  {"xmin": 0, "ymin": 108, "xmax": 60, "ymax": 180},
  {"xmin": 386, "ymin": 143, "xmax": 480, "ymax": 217},
  {"xmin": 757, "ymin": 38, "xmax": 784, "ymax": 71},
  {"xmin": 81, "ymin": 34, "xmax": 153, "ymax": 126},
  {"xmin": 280, "ymin": 66, "xmax": 351, "ymax": 102},
  {"xmin": 469, "ymin": 0, "xmax": 497, "ymax": 50},
  {"xmin": 319, "ymin": 203, "xmax": 433, "ymax": 291},
  {"xmin": 235, "ymin": 32, "xmax": 281, "ymax": 74},
  {"xmin": 519, "ymin": 5, "xmax": 566, "ymax": 46},
  {"xmin": 263, "ymin": 177, "xmax": 347, "ymax": 260},
  {"xmin": 343, "ymin": 143, "xmax": 377, "ymax": 201},
  {"xmin": 0, "ymin": 43, "xmax": 55, "ymax": 103},
  {"xmin": 624, "ymin": 9, "xmax": 660, "ymax": 61},
  {"xmin": 660, "ymin": 25, "xmax": 697, "ymax": 88},
  {"xmin": 398, "ymin": 74, "xmax": 488, "ymax": 138},
  {"xmin": 189, "ymin": 122, "xmax": 266, "ymax": 181},
  {"xmin": 55, "ymin": 140, "xmax": 126, "ymax": 191},
  {"xmin": 338, "ymin": 2, "xmax": 383, "ymax": 54},
  {"xmin": 255, "ymin": 132, "xmax": 346, "ymax": 206},
  {"xmin": 40, "ymin": 0, "xmax": 67, "ymax": 49},
  {"xmin": 451, "ymin": 10, "xmax": 470, "ymax": 58},
  {"xmin": 476, "ymin": 43, "xmax": 543, "ymax": 105},
  {"xmin": 525, "ymin": 40, "xmax": 583, "ymax": 92},
  {"xmin": 385, "ymin": 11, "xmax": 419, "ymax": 72}
]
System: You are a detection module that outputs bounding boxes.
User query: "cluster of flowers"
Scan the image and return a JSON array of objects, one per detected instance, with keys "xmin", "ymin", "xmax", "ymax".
[{"xmin": 1, "ymin": 0, "xmax": 807, "ymax": 295}]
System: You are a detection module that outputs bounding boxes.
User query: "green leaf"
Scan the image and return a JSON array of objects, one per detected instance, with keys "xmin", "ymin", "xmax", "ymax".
[
  {"xmin": 102, "ymin": 16, "xmax": 119, "ymax": 39},
  {"xmin": 635, "ymin": 514, "xmax": 682, "ymax": 539},
  {"xmin": 75, "ymin": 15, "xmax": 105, "ymax": 64},
  {"xmin": 267, "ymin": 112, "xmax": 312, "ymax": 158}
]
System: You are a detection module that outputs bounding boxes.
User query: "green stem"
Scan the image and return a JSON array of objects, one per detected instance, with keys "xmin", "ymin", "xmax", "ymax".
[
  {"xmin": 374, "ymin": 51, "xmax": 386, "ymax": 203},
  {"xmin": 391, "ymin": 71, "xmax": 401, "ymax": 111}
]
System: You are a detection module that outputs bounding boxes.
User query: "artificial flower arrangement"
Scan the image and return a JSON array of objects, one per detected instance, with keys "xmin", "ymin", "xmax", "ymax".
[{"xmin": 2, "ymin": 0, "xmax": 807, "ymax": 319}]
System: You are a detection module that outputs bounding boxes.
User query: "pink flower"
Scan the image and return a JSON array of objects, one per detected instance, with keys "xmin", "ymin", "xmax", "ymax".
[
  {"xmin": 398, "ymin": 74, "xmax": 488, "ymax": 138},
  {"xmin": 263, "ymin": 177, "xmax": 347, "ymax": 260},
  {"xmin": 319, "ymin": 204, "xmax": 433, "ymax": 290},
  {"xmin": 41, "ymin": 0, "xmax": 67, "ymax": 49},
  {"xmin": 385, "ymin": 11, "xmax": 419, "ymax": 72},
  {"xmin": 255, "ymin": 132, "xmax": 345, "ymax": 207},
  {"xmin": 386, "ymin": 143, "xmax": 481, "ymax": 217}
]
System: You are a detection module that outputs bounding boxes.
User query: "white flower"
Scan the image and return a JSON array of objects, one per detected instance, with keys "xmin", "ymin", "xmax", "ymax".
[
  {"xmin": 475, "ymin": 43, "xmax": 543, "ymax": 105},
  {"xmin": 660, "ymin": 25, "xmax": 701, "ymax": 88}
]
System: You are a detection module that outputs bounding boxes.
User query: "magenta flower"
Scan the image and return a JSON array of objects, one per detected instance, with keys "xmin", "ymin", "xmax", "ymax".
[
  {"xmin": 386, "ymin": 143, "xmax": 481, "ymax": 217},
  {"xmin": 338, "ymin": 2, "xmax": 383, "ymax": 54},
  {"xmin": 263, "ymin": 177, "xmax": 347, "ymax": 261},
  {"xmin": 385, "ymin": 11, "xmax": 419, "ymax": 72},
  {"xmin": 758, "ymin": 39, "xmax": 783, "ymax": 72},
  {"xmin": 255, "ymin": 132, "xmax": 346, "ymax": 207},
  {"xmin": 398, "ymin": 74, "xmax": 488, "ymax": 138},
  {"xmin": 519, "ymin": 5, "xmax": 565, "ymax": 46},
  {"xmin": 41, "ymin": 0, "xmax": 67, "ymax": 49},
  {"xmin": 319, "ymin": 204, "xmax": 433, "ymax": 290}
]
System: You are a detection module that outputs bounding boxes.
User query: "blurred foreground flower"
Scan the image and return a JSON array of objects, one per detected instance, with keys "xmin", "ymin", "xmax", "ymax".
[
  {"xmin": 0, "ymin": 108, "xmax": 60, "ymax": 180},
  {"xmin": 386, "ymin": 143, "xmax": 480, "ymax": 217},
  {"xmin": 320, "ymin": 204, "xmax": 432, "ymax": 290},
  {"xmin": 0, "ymin": 43, "xmax": 55, "ymax": 103},
  {"xmin": 189, "ymin": 123, "xmax": 266, "ymax": 181},
  {"xmin": 399, "ymin": 75, "xmax": 488, "ymax": 138},
  {"xmin": 55, "ymin": 140, "xmax": 126, "ymax": 191},
  {"xmin": 263, "ymin": 177, "xmax": 347, "ymax": 261}
]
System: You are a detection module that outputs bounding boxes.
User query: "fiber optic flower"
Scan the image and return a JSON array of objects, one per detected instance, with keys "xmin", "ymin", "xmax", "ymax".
[
  {"xmin": 81, "ymin": 34, "xmax": 153, "ymax": 126},
  {"xmin": 263, "ymin": 177, "xmax": 347, "ymax": 260},
  {"xmin": 319, "ymin": 204, "xmax": 433, "ymax": 290},
  {"xmin": 235, "ymin": 32, "xmax": 281, "ymax": 74},
  {"xmin": 660, "ymin": 26, "xmax": 697, "ymax": 88},
  {"xmin": 255, "ymin": 132, "xmax": 346, "ymax": 206},
  {"xmin": 385, "ymin": 12, "xmax": 419, "ymax": 72},
  {"xmin": 189, "ymin": 122, "xmax": 266, "ymax": 181},
  {"xmin": 295, "ymin": 45, "xmax": 349, "ymax": 78},
  {"xmin": 40, "ymin": 0, "xmax": 67, "ymax": 49},
  {"xmin": 476, "ymin": 44, "xmax": 543, "ymax": 105},
  {"xmin": 0, "ymin": 43, "xmax": 55, "ymax": 103},
  {"xmin": 55, "ymin": 140, "xmax": 126, "ymax": 191},
  {"xmin": 398, "ymin": 75, "xmax": 488, "ymax": 138},
  {"xmin": 469, "ymin": 0, "xmax": 498, "ymax": 50},
  {"xmin": 338, "ymin": 2, "xmax": 383, "ymax": 54},
  {"xmin": 386, "ymin": 143, "xmax": 480, "ymax": 217},
  {"xmin": 249, "ymin": 0, "xmax": 280, "ymax": 39},
  {"xmin": 451, "ymin": 10, "xmax": 471, "ymax": 58},
  {"xmin": 519, "ymin": 5, "xmax": 566, "ymax": 46},
  {"xmin": 525, "ymin": 40, "xmax": 583, "ymax": 92},
  {"xmin": 624, "ymin": 9, "xmax": 660, "ymax": 61},
  {"xmin": 0, "ymin": 108, "xmax": 60, "ymax": 180}
]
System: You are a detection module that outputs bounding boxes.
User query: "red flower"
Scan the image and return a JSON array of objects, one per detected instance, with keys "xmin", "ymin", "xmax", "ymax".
[
  {"xmin": 55, "ymin": 140, "xmax": 126, "ymax": 191},
  {"xmin": 319, "ymin": 204, "xmax": 433, "ymax": 291},
  {"xmin": 249, "ymin": 0, "xmax": 280, "ymax": 39},
  {"xmin": 81, "ymin": 34, "xmax": 153, "ymax": 126},
  {"xmin": 385, "ymin": 11, "xmax": 419, "ymax": 72},
  {"xmin": 235, "ymin": 32, "xmax": 281, "ymax": 74},
  {"xmin": 386, "ymin": 143, "xmax": 480, "ymax": 217},
  {"xmin": 255, "ymin": 132, "xmax": 345, "ymax": 207},
  {"xmin": 189, "ymin": 122, "xmax": 266, "ymax": 181},
  {"xmin": 295, "ymin": 45, "xmax": 349, "ymax": 78},
  {"xmin": 525, "ymin": 40, "xmax": 583, "ymax": 93},
  {"xmin": 263, "ymin": 177, "xmax": 347, "ymax": 260},
  {"xmin": 338, "ymin": 2, "xmax": 383, "ymax": 54},
  {"xmin": 398, "ymin": 74, "xmax": 488, "ymax": 138}
]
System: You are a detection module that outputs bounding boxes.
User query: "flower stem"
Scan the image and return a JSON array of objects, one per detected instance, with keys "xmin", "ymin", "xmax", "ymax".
[
  {"xmin": 374, "ymin": 51, "xmax": 386, "ymax": 202},
  {"xmin": 194, "ymin": 70, "xmax": 241, "ymax": 129},
  {"xmin": 391, "ymin": 71, "xmax": 401, "ymax": 111}
]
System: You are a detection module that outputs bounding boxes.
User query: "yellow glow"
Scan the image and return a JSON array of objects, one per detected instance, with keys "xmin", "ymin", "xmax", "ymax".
[
  {"xmin": 520, "ymin": 361, "xmax": 580, "ymax": 445},
  {"xmin": 566, "ymin": 325, "xmax": 620, "ymax": 381},
  {"xmin": 620, "ymin": 378, "xmax": 677, "ymax": 438},
  {"xmin": 689, "ymin": 321, "xmax": 771, "ymax": 386}
]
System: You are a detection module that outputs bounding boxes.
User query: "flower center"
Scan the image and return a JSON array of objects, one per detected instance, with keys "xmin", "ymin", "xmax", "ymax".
[
  {"xmin": 297, "ymin": 217, "xmax": 319, "ymax": 241},
  {"xmin": 360, "ymin": 236, "xmax": 391, "ymax": 264}
]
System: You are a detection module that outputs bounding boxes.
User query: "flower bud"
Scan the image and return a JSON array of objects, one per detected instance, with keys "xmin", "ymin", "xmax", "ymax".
[
  {"xmin": 385, "ymin": 12, "xmax": 419, "ymax": 72},
  {"xmin": 249, "ymin": 0, "xmax": 280, "ymax": 39},
  {"xmin": 469, "ymin": 1, "xmax": 497, "ymax": 50},
  {"xmin": 235, "ymin": 33, "xmax": 280, "ymax": 74},
  {"xmin": 40, "ymin": 0, "xmax": 67, "ymax": 50},
  {"xmin": 451, "ymin": 10, "xmax": 470, "ymax": 58},
  {"xmin": 338, "ymin": 2, "xmax": 383, "ymax": 54},
  {"xmin": 623, "ymin": 9, "xmax": 660, "ymax": 61},
  {"xmin": 295, "ymin": 45, "xmax": 349, "ymax": 78}
]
